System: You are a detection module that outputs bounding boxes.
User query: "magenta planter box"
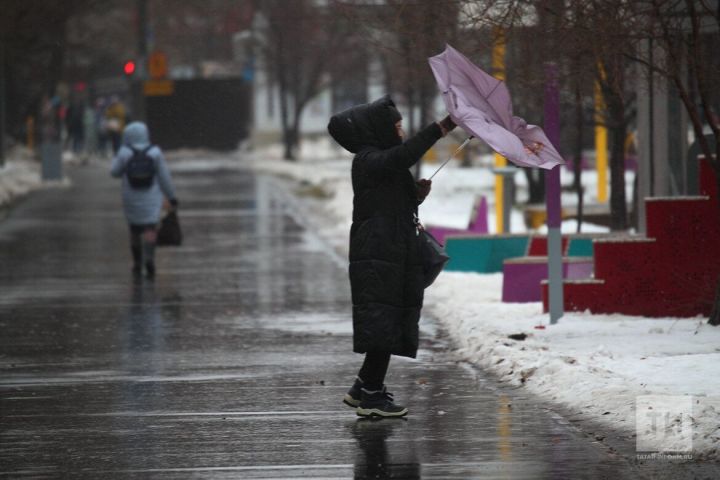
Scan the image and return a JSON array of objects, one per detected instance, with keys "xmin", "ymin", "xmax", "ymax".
[
  {"xmin": 502, "ymin": 256, "xmax": 593, "ymax": 303},
  {"xmin": 426, "ymin": 196, "xmax": 488, "ymax": 245}
]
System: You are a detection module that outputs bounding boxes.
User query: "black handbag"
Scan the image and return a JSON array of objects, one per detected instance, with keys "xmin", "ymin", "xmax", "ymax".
[
  {"xmin": 415, "ymin": 215, "xmax": 450, "ymax": 288},
  {"xmin": 157, "ymin": 211, "xmax": 183, "ymax": 247}
]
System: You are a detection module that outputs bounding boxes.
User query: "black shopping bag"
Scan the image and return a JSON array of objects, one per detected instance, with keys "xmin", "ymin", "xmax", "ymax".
[{"xmin": 157, "ymin": 211, "xmax": 183, "ymax": 246}]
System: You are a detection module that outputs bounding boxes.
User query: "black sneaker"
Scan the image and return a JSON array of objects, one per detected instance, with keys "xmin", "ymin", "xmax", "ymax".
[
  {"xmin": 344, "ymin": 381, "xmax": 395, "ymax": 409},
  {"xmin": 343, "ymin": 377, "xmax": 363, "ymax": 408},
  {"xmin": 357, "ymin": 387, "xmax": 408, "ymax": 417}
]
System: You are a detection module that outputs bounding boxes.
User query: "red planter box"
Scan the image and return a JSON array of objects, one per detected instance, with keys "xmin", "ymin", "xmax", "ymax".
[{"xmin": 542, "ymin": 158, "xmax": 720, "ymax": 317}]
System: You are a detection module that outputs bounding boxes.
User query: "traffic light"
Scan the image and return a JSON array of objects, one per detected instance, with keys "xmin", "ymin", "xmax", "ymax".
[{"xmin": 123, "ymin": 60, "xmax": 136, "ymax": 76}]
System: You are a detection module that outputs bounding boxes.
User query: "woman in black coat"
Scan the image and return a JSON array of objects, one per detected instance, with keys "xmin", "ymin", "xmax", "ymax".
[{"xmin": 328, "ymin": 95, "xmax": 455, "ymax": 417}]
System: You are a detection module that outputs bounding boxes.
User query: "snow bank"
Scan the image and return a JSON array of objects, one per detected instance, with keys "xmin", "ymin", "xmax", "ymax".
[
  {"xmin": 0, "ymin": 147, "xmax": 74, "ymax": 211},
  {"xmin": 427, "ymin": 272, "xmax": 720, "ymax": 460},
  {"xmin": 0, "ymin": 148, "xmax": 44, "ymax": 209}
]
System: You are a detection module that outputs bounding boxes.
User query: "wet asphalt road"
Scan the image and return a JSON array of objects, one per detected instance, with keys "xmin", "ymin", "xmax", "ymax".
[{"xmin": 0, "ymin": 157, "xmax": 713, "ymax": 479}]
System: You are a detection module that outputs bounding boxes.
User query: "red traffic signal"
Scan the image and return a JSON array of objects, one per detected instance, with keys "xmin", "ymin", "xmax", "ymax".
[{"xmin": 123, "ymin": 60, "xmax": 136, "ymax": 76}]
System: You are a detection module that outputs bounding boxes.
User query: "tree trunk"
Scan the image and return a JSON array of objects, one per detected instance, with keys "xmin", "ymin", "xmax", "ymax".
[
  {"xmin": 573, "ymin": 83, "xmax": 585, "ymax": 232},
  {"xmin": 609, "ymin": 122, "xmax": 628, "ymax": 230},
  {"xmin": 46, "ymin": 25, "xmax": 66, "ymax": 97},
  {"xmin": 405, "ymin": 84, "xmax": 415, "ymax": 136},
  {"xmin": 415, "ymin": 83, "xmax": 432, "ymax": 180},
  {"xmin": 282, "ymin": 105, "xmax": 304, "ymax": 161},
  {"xmin": 0, "ymin": 41, "xmax": 5, "ymax": 166},
  {"xmin": 282, "ymin": 125, "xmax": 298, "ymax": 161},
  {"xmin": 631, "ymin": 172, "xmax": 640, "ymax": 230},
  {"xmin": 525, "ymin": 169, "xmax": 546, "ymax": 204},
  {"xmin": 606, "ymin": 91, "xmax": 628, "ymax": 231},
  {"xmin": 276, "ymin": 60, "xmax": 291, "ymax": 159},
  {"xmin": 277, "ymin": 78, "xmax": 295, "ymax": 161}
]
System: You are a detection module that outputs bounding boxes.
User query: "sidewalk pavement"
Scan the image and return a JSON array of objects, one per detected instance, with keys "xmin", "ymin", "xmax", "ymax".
[{"xmin": 0, "ymin": 155, "xmax": 714, "ymax": 478}]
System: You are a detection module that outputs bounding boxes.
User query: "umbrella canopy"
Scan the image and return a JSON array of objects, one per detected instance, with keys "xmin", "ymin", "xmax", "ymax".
[{"xmin": 429, "ymin": 44, "xmax": 564, "ymax": 170}]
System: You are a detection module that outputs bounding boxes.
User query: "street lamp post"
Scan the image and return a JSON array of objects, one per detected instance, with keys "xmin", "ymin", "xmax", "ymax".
[{"xmin": 544, "ymin": 62, "xmax": 564, "ymax": 324}]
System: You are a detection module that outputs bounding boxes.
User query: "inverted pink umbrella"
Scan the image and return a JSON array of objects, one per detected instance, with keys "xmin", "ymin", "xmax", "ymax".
[{"xmin": 428, "ymin": 44, "xmax": 564, "ymax": 170}]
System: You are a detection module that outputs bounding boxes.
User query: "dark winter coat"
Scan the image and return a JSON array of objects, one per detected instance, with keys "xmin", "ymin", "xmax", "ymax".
[{"xmin": 328, "ymin": 95, "xmax": 443, "ymax": 358}]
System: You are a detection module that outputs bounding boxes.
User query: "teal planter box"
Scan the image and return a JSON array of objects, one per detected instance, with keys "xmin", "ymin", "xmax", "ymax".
[
  {"xmin": 445, "ymin": 235, "xmax": 530, "ymax": 273},
  {"xmin": 567, "ymin": 238, "xmax": 594, "ymax": 257}
]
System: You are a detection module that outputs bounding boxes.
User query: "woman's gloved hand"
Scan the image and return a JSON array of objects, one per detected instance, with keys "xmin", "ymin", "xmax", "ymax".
[
  {"xmin": 437, "ymin": 115, "xmax": 457, "ymax": 136},
  {"xmin": 416, "ymin": 179, "xmax": 432, "ymax": 202},
  {"xmin": 169, "ymin": 198, "xmax": 179, "ymax": 210}
]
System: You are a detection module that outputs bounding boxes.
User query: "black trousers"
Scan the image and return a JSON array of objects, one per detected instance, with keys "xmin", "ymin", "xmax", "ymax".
[
  {"xmin": 358, "ymin": 352, "xmax": 391, "ymax": 391},
  {"xmin": 129, "ymin": 223, "xmax": 157, "ymax": 266}
]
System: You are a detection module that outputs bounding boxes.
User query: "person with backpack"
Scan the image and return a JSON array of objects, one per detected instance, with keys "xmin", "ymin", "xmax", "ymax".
[
  {"xmin": 105, "ymin": 96, "xmax": 127, "ymax": 154},
  {"xmin": 111, "ymin": 121, "xmax": 178, "ymax": 279}
]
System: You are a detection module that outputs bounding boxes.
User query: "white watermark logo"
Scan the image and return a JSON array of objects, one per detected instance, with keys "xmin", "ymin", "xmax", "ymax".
[{"xmin": 636, "ymin": 395, "xmax": 693, "ymax": 455}]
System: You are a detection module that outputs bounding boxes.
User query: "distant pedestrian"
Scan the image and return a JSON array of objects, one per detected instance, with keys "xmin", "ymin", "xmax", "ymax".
[
  {"xmin": 82, "ymin": 102, "xmax": 97, "ymax": 158},
  {"xmin": 105, "ymin": 96, "xmax": 127, "ymax": 154},
  {"xmin": 95, "ymin": 98, "xmax": 109, "ymax": 157},
  {"xmin": 65, "ymin": 99, "xmax": 85, "ymax": 154},
  {"xmin": 328, "ymin": 95, "xmax": 456, "ymax": 417},
  {"xmin": 111, "ymin": 122, "xmax": 178, "ymax": 279}
]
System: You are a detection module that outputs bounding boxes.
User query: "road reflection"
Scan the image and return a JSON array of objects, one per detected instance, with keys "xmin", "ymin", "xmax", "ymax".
[{"xmin": 351, "ymin": 418, "xmax": 420, "ymax": 480}]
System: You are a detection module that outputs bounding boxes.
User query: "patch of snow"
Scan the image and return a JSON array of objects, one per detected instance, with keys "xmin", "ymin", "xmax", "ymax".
[
  {"xmin": 426, "ymin": 272, "xmax": 720, "ymax": 459},
  {"xmin": 0, "ymin": 147, "xmax": 72, "ymax": 210}
]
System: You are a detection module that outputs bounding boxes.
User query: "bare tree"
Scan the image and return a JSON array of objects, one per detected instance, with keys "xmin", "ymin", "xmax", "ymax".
[
  {"xmin": 526, "ymin": 0, "xmax": 720, "ymax": 322},
  {"xmin": 460, "ymin": 1, "xmax": 603, "ymax": 220},
  {"xmin": 149, "ymin": 0, "xmax": 254, "ymax": 74},
  {"xmin": 537, "ymin": 0, "xmax": 636, "ymax": 231},
  {"xmin": 634, "ymin": 1, "xmax": 719, "ymax": 192},
  {"xmin": 339, "ymin": 0, "xmax": 460, "ymax": 180},
  {"xmin": 457, "ymin": 0, "xmax": 720, "ymax": 321},
  {"xmin": 255, "ymin": 0, "xmax": 356, "ymax": 160},
  {"xmin": 343, "ymin": 1, "xmax": 460, "ymax": 125},
  {"xmin": 632, "ymin": 0, "xmax": 720, "ymax": 324},
  {"xmin": 1, "ymin": 0, "xmax": 94, "ymax": 142},
  {"xmin": 63, "ymin": 1, "xmax": 135, "ymax": 83}
]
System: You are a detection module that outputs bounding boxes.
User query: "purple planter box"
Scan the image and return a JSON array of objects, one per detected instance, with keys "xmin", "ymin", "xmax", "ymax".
[
  {"xmin": 426, "ymin": 196, "xmax": 488, "ymax": 245},
  {"xmin": 502, "ymin": 256, "xmax": 593, "ymax": 303}
]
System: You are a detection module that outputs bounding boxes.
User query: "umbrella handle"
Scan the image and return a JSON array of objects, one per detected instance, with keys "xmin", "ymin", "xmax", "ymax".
[{"xmin": 428, "ymin": 136, "xmax": 474, "ymax": 180}]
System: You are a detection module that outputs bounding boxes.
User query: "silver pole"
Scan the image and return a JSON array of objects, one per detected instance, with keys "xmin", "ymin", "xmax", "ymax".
[{"xmin": 428, "ymin": 136, "xmax": 473, "ymax": 180}]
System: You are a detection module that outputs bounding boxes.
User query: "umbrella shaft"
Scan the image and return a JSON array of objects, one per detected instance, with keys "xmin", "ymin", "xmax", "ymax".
[{"xmin": 429, "ymin": 136, "xmax": 473, "ymax": 180}]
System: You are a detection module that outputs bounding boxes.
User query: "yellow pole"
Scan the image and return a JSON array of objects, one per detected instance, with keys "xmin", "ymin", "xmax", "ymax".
[
  {"xmin": 594, "ymin": 69, "xmax": 608, "ymax": 203},
  {"xmin": 493, "ymin": 27, "xmax": 507, "ymax": 232}
]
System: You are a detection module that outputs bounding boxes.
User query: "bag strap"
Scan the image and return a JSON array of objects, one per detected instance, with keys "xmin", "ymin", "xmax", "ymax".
[
  {"xmin": 128, "ymin": 145, "xmax": 154, "ymax": 156},
  {"xmin": 413, "ymin": 212, "xmax": 424, "ymax": 235}
]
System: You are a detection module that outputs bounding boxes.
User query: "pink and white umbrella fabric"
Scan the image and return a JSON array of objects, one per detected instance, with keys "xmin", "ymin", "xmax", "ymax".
[{"xmin": 429, "ymin": 44, "xmax": 564, "ymax": 170}]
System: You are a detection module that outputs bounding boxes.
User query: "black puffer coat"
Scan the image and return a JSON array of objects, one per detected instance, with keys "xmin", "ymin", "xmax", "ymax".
[{"xmin": 328, "ymin": 95, "xmax": 443, "ymax": 358}]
